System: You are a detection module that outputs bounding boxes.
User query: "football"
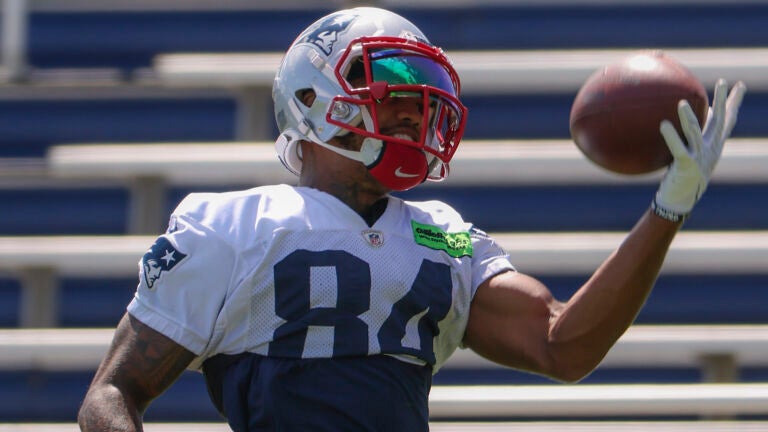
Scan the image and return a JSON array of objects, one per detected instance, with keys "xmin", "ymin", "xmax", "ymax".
[{"xmin": 569, "ymin": 51, "xmax": 709, "ymax": 175}]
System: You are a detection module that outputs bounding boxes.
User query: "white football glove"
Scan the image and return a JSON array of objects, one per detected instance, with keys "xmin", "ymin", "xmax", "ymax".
[{"xmin": 653, "ymin": 79, "xmax": 747, "ymax": 222}]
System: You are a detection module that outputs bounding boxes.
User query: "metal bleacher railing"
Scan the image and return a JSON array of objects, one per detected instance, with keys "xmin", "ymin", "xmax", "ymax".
[
  {"xmin": 44, "ymin": 138, "xmax": 768, "ymax": 234},
  {"xmin": 4, "ymin": 324, "xmax": 768, "ymax": 379}
]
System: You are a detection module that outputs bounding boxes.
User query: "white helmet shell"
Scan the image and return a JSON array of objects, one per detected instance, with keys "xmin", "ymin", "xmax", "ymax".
[{"xmin": 273, "ymin": 7, "xmax": 433, "ymax": 175}]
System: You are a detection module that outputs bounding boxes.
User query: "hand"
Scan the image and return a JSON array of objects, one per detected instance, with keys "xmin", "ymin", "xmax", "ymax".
[{"xmin": 653, "ymin": 79, "xmax": 747, "ymax": 222}]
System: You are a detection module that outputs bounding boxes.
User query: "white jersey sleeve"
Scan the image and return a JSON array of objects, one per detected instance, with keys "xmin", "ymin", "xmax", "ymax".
[
  {"xmin": 469, "ymin": 225, "xmax": 516, "ymax": 289},
  {"xmin": 127, "ymin": 193, "xmax": 237, "ymax": 357}
]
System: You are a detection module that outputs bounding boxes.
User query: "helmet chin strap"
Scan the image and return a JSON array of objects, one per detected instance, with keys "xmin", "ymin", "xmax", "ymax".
[
  {"xmin": 311, "ymin": 136, "xmax": 428, "ymax": 191},
  {"xmin": 305, "ymin": 106, "xmax": 428, "ymax": 191},
  {"xmin": 311, "ymin": 137, "xmax": 383, "ymax": 166},
  {"xmin": 302, "ymin": 104, "xmax": 383, "ymax": 166}
]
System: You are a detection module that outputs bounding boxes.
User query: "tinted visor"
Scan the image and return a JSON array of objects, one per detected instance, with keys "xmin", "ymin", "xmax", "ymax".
[{"xmin": 368, "ymin": 49, "xmax": 458, "ymax": 97}]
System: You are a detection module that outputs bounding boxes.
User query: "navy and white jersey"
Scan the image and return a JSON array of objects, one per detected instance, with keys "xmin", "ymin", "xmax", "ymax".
[{"xmin": 127, "ymin": 184, "xmax": 514, "ymax": 430}]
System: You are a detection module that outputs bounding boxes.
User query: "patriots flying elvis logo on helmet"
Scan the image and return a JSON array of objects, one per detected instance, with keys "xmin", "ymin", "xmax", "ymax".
[
  {"xmin": 300, "ymin": 13, "xmax": 356, "ymax": 56},
  {"xmin": 142, "ymin": 236, "xmax": 187, "ymax": 289}
]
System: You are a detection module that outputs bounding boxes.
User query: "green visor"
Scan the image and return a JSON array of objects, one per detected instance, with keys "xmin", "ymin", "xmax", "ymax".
[{"xmin": 367, "ymin": 49, "xmax": 458, "ymax": 97}]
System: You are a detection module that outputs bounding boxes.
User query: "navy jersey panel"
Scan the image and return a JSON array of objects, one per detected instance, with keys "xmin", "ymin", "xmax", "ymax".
[{"xmin": 204, "ymin": 353, "xmax": 432, "ymax": 431}]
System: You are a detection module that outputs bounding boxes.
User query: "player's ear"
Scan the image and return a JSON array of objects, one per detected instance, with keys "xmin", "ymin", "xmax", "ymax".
[{"xmin": 296, "ymin": 89, "xmax": 316, "ymax": 107}]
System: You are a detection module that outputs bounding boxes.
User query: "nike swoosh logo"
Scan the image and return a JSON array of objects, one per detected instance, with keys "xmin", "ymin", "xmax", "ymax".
[{"xmin": 394, "ymin": 166, "xmax": 420, "ymax": 178}]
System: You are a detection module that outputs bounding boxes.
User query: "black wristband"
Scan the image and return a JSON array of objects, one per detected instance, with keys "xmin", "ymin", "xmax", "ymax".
[{"xmin": 651, "ymin": 199, "xmax": 687, "ymax": 223}]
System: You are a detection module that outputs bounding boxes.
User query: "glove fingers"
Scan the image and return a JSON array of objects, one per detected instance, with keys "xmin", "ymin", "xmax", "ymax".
[
  {"xmin": 678, "ymin": 100, "xmax": 703, "ymax": 156},
  {"xmin": 660, "ymin": 119, "xmax": 689, "ymax": 159},
  {"xmin": 654, "ymin": 80, "xmax": 747, "ymax": 220},
  {"xmin": 722, "ymin": 80, "xmax": 748, "ymax": 139},
  {"xmin": 704, "ymin": 79, "xmax": 728, "ymax": 142}
]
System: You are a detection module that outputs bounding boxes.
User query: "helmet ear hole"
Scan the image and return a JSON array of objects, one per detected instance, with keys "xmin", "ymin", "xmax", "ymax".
[{"xmin": 295, "ymin": 89, "xmax": 316, "ymax": 107}]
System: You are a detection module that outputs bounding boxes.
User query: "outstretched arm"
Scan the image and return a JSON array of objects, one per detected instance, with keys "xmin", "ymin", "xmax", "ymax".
[
  {"xmin": 78, "ymin": 313, "xmax": 196, "ymax": 432},
  {"xmin": 465, "ymin": 209, "xmax": 679, "ymax": 382},
  {"xmin": 464, "ymin": 79, "xmax": 746, "ymax": 382}
]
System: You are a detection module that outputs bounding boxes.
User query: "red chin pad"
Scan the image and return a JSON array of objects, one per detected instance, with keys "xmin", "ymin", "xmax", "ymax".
[{"xmin": 366, "ymin": 141, "xmax": 428, "ymax": 191}]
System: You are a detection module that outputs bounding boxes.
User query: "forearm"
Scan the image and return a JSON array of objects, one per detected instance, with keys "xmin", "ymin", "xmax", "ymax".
[
  {"xmin": 549, "ymin": 80, "xmax": 746, "ymax": 373},
  {"xmin": 465, "ymin": 80, "xmax": 744, "ymax": 382},
  {"xmin": 78, "ymin": 385, "xmax": 144, "ymax": 432},
  {"xmin": 548, "ymin": 208, "xmax": 681, "ymax": 374}
]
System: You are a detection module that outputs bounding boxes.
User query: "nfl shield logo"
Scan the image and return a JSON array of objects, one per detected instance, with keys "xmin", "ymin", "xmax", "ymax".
[{"xmin": 362, "ymin": 229, "xmax": 384, "ymax": 247}]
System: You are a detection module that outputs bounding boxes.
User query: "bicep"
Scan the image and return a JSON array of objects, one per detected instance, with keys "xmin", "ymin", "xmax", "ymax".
[
  {"xmin": 90, "ymin": 312, "xmax": 196, "ymax": 410},
  {"xmin": 463, "ymin": 270, "xmax": 563, "ymax": 376}
]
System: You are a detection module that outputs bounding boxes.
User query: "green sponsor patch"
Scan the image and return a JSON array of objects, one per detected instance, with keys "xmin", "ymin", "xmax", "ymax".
[{"xmin": 411, "ymin": 221, "xmax": 473, "ymax": 258}]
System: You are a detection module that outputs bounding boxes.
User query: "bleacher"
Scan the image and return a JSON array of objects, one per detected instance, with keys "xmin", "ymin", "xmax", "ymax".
[{"xmin": 2, "ymin": 0, "xmax": 768, "ymax": 429}]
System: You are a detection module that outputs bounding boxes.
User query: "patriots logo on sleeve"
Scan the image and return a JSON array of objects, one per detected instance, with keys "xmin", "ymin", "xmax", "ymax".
[{"xmin": 142, "ymin": 236, "xmax": 187, "ymax": 289}]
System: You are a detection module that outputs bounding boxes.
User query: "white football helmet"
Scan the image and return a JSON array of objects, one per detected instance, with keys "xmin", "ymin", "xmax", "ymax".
[{"xmin": 272, "ymin": 7, "xmax": 468, "ymax": 191}]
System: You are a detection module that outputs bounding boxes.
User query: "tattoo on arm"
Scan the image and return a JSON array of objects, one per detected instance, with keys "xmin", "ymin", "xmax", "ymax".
[
  {"xmin": 123, "ymin": 315, "xmax": 197, "ymax": 400},
  {"xmin": 78, "ymin": 313, "xmax": 196, "ymax": 431}
]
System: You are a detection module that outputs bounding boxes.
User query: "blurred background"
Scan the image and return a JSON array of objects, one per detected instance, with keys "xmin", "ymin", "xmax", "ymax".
[{"xmin": 1, "ymin": 0, "xmax": 767, "ymax": 430}]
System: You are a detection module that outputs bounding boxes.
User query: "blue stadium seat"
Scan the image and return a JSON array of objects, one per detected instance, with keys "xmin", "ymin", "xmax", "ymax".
[
  {"xmin": 23, "ymin": 5, "xmax": 768, "ymax": 70},
  {"xmin": 0, "ymin": 98, "xmax": 236, "ymax": 158}
]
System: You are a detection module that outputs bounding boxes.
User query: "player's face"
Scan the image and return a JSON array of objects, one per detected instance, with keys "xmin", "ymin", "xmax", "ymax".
[
  {"xmin": 348, "ymin": 75, "xmax": 427, "ymax": 145},
  {"xmin": 339, "ymin": 87, "xmax": 428, "ymax": 192},
  {"xmin": 303, "ymin": 82, "xmax": 432, "ymax": 197},
  {"xmin": 324, "ymin": 77, "xmax": 428, "ymax": 189},
  {"xmin": 373, "ymin": 95, "xmax": 425, "ymax": 142}
]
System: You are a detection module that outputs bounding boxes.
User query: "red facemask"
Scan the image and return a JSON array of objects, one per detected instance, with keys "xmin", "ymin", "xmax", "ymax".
[{"xmin": 325, "ymin": 36, "xmax": 467, "ymax": 190}]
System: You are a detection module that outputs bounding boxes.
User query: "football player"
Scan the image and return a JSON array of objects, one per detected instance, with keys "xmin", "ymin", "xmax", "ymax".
[{"xmin": 79, "ymin": 7, "xmax": 746, "ymax": 431}]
